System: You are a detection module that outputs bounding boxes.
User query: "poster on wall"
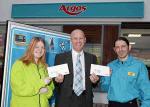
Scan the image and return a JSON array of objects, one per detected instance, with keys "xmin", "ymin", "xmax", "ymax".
[{"xmin": 1, "ymin": 21, "xmax": 71, "ymax": 107}]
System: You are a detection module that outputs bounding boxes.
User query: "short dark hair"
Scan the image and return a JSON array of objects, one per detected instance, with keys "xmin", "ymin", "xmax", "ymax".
[{"xmin": 114, "ymin": 37, "xmax": 129, "ymax": 47}]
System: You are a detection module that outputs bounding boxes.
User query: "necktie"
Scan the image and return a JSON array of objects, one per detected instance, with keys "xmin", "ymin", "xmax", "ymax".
[{"xmin": 74, "ymin": 54, "xmax": 83, "ymax": 96}]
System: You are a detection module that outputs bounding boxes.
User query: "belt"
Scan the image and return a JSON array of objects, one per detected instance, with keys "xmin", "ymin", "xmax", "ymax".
[{"xmin": 109, "ymin": 98, "xmax": 137, "ymax": 104}]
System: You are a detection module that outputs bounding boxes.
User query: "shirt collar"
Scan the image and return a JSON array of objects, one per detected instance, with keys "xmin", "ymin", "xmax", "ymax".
[
  {"xmin": 117, "ymin": 55, "xmax": 133, "ymax": 65},
  {"xmin": 72, "ymin": 49, "xmax": 84, "ymax": 56}
]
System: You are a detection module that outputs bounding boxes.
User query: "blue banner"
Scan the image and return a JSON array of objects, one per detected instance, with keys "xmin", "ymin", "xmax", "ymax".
[{"xmin": 1, "ymin": 21, "xmax": 71, "ymax": 107}]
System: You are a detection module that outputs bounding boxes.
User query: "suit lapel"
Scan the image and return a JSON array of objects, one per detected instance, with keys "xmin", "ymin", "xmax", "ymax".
[
  {"xmin": 84, "ymin": 52, "xmax": 92, "ymax": 77},
  {"xmin": 84, "ymin": 52, "xmax": 90, "ymax": 73},
  {"xmin": 66, "ymin": 52, "xmax": 73, "ymax": 75}
]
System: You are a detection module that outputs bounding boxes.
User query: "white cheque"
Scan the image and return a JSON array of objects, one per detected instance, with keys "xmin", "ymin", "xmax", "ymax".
[
  {"xmin": 90, "ymin": 64, "xmax": 110, "ymax": 76},
  {"xmin": 47, "ymin": 64, "xmax": 69, "ymax": 78}
]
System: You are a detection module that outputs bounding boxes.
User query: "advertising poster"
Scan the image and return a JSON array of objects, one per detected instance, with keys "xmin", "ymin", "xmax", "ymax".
[{"xmin": 1, "ymin": 21, "xmax": 71, "ymax": 107}]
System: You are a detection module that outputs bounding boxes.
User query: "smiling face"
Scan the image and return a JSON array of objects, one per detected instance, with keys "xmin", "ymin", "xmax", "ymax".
[
  {"xmin": 71, "ymin": 29, "xmax": 86, "ymax": 52},
  {"xmin": 114, "ymin": 40, "xmax": 131, "ymax": 61},
  {"xmin": 33, "ymin": 41, "xmax": 45, "ymax": 63}
]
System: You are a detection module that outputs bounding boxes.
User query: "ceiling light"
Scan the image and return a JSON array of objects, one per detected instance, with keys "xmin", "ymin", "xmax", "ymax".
[
  {"xmin": 129, "ymin": 42, "xmax": 136, "ymax": 45},
  {"xmin": 128, "ymin": 34, "xmax": 141, "ymax": 37}
]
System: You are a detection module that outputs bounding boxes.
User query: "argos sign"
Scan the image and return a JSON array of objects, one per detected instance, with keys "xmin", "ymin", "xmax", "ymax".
[
  {"xmin": 12, "ymin": 2, "xmax": 144, "ymax": 18},
  {"xmin": 59, "ymin": 5, "xmax": 87, "ymax": 15}
]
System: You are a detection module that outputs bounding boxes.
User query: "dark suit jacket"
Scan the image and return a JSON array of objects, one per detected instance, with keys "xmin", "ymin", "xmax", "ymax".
[{"xmin": 54, "ymin": 51, "xmax": 97, "ymax": 107}]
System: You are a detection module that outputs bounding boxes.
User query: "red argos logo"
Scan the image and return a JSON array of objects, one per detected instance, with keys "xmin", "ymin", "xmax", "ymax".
[{"xmin": 59, "ymin": 5, "xmax": 87, "ymax": 16}]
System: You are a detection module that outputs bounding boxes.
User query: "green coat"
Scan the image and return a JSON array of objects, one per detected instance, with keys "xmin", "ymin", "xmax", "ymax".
[{"xmin": 10, "ymin": 60, "xmax": 54, "ymax": 107}]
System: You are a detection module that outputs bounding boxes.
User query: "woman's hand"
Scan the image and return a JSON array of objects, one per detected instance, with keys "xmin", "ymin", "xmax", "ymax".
[
  {"xmin": 44, "ymin": 77, "xmax": 52, "ymax": 85},
  {"xmin": 39, "ymin": 87, "xmax": 48, "ymax": 94}
]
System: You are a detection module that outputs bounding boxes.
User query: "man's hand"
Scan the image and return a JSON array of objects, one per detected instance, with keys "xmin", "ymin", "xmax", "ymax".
[
  {"xmin": 89, "ymin": 73, "xmax": 99, "ymax": 83},
  {"xmin": 55, "ymin": 74, "xmax": 64, "ymax": 83}
]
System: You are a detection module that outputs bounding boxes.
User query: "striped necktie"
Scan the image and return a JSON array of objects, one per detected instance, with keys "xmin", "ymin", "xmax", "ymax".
[{"xmin": 74, "ymin": 54, "xmax": 83, "ymax": 96}]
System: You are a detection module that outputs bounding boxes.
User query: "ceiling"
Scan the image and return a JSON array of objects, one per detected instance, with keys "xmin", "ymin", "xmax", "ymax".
[{"xmin": 121, "ymin": 22, "xmax": 150, "ymax": 50}]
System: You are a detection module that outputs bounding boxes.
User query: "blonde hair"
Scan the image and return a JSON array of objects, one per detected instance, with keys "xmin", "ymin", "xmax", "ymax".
[{"xmin": 20, "ymin": 37, "xmax": 47, "ymax": 67}]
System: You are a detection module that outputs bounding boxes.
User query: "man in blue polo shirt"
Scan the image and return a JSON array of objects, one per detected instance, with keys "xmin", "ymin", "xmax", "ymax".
[{"xmin": 101, "ymin": 37, "xmax": 150, "ymax": 107}]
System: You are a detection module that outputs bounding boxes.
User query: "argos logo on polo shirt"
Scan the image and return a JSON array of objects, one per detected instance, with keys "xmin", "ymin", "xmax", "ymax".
[{"xmin": 59, "ymin": 5, "xmax": 87, "ymax": 16}]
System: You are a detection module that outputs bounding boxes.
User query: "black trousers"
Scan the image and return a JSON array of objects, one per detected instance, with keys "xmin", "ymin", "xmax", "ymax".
[
  {"xmin": 108, "ymin": 99, "xmax": 138, "ymax": 107},
  {"xmin": 70, "ymin": 91, "xmax": 90, "ymax": 107}
]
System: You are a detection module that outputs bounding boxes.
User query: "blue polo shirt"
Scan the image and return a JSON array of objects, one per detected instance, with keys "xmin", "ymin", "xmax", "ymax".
[{"xmin": 101, "ymin": 55, "xmax": 150, "ymax": 107}]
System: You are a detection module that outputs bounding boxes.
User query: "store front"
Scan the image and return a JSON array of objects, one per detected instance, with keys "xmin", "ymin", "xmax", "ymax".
[{"xmin": 1, "ymin": 1, "xmax": 150, "ymax": 107}]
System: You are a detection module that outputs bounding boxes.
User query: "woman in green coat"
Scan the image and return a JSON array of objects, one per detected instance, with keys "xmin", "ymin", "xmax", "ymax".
[{"xmin": 10, "ymin": 37, "xmax": 54, "ymax": 107}]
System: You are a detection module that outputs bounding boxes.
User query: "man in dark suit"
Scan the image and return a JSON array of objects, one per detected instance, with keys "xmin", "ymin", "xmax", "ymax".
[{"xmin": 54, "ymin": 29, "xmax": 99, "ymax": 107}]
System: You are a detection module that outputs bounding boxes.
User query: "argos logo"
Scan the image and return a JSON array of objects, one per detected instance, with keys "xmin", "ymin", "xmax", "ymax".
[{"xmin": 59, "ymin": 5, "xmax": 87, "ymax": 16}]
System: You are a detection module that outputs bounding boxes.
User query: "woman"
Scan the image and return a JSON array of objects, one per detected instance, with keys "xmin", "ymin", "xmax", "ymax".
[{"xmin": 10, "ymin": 37, "xmax": 54, "ymax": 107}]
